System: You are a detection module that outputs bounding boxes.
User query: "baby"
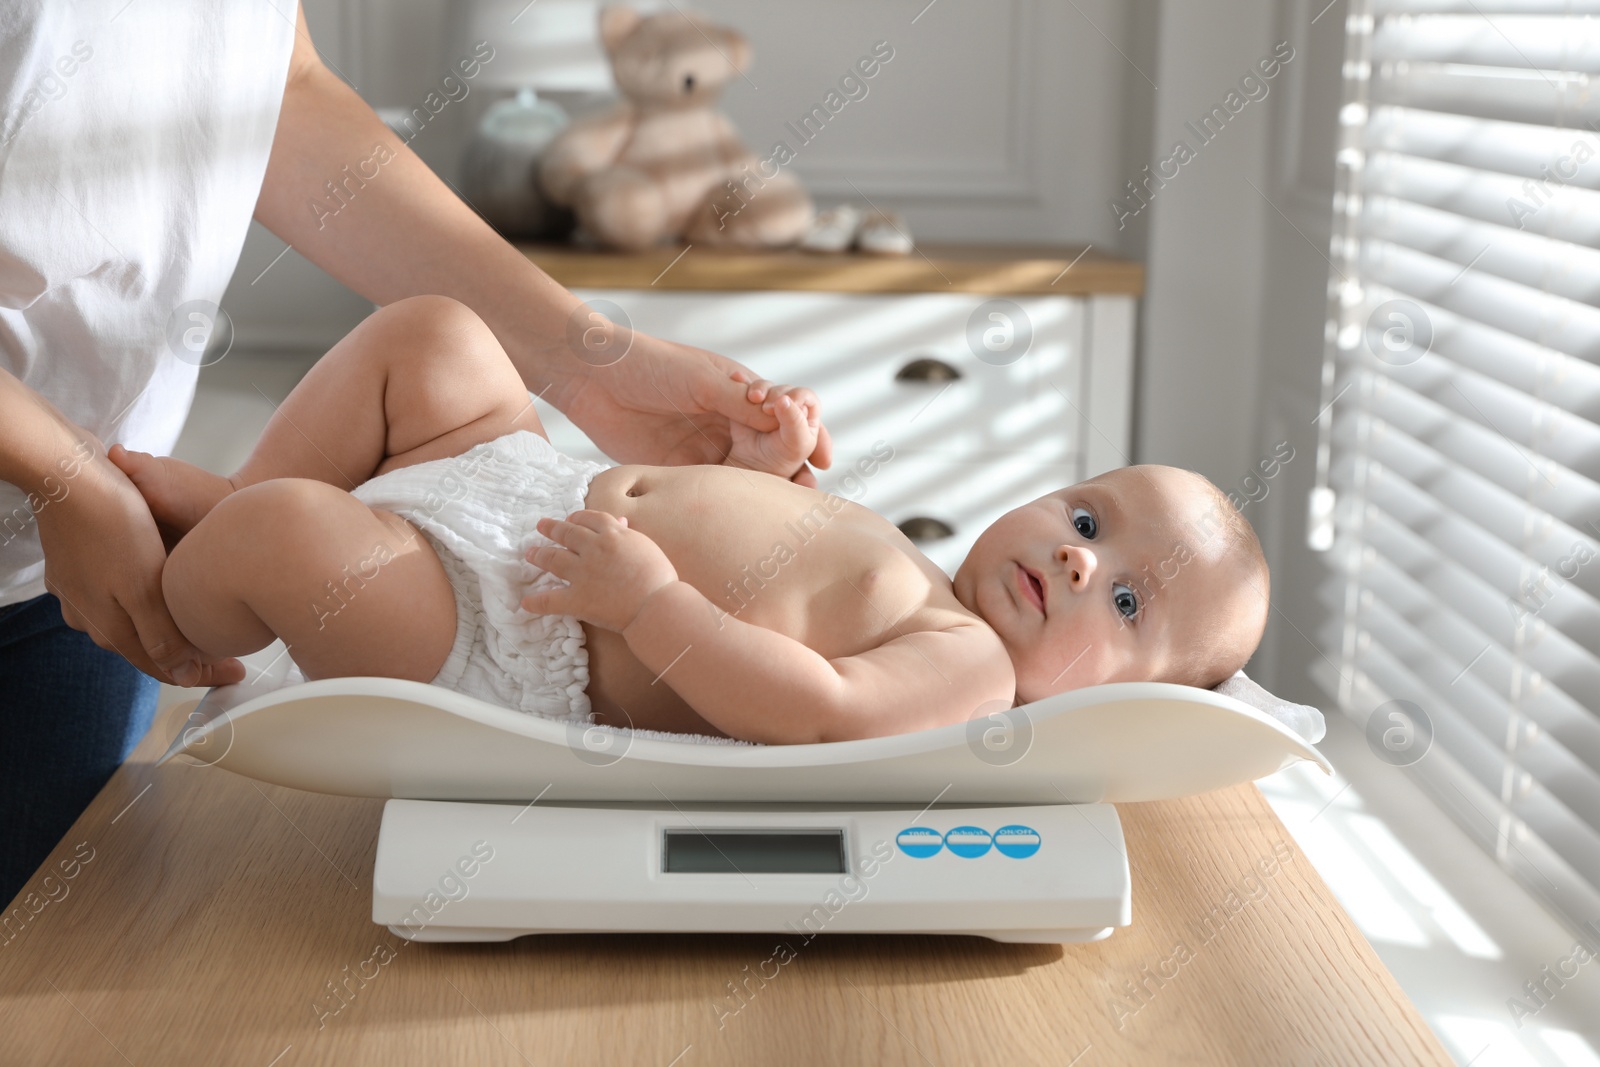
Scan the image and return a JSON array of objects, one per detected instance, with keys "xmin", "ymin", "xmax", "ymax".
[{"xmin": 114, "ymin": 296, "xmax": 1269, "ymax": 744}]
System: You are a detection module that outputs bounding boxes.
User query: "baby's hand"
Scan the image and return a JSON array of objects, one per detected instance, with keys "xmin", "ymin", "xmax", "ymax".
[
  {"xmin": 520, "ymin": 510, "xmax": 679, "ymax": 632},
  {"xmin": 723, "ymin": 371, "xmax": 823, "ymax": 481}
]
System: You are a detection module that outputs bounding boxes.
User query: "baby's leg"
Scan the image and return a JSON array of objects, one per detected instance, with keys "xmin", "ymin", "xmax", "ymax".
[
  {"xmin": 236, "ymin": 294, "xmax": 544, "ymax": 486},
  {"xmin": 114, "ymin": 294, "xmax": 542, "ymax": 542},
  {"xmin": 161, "ymin": 477, "xmax": 456, "ymax": 681}
]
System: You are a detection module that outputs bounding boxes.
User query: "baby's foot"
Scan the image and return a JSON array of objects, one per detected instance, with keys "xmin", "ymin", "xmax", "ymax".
[{"xmin": 108, "ymin": 444, "xmax": 238, "ymax": 548}]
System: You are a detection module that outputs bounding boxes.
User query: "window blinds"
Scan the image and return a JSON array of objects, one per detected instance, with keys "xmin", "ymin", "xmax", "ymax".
[{"xmin": 1314, "ymin": 0, "xmax": 1600, "ymax": 938}]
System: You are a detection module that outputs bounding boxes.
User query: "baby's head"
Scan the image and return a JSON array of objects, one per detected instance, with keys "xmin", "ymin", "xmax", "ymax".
[{"xmin": 953, "ymin": 464, "xmax": 1269, "ymax": 704}]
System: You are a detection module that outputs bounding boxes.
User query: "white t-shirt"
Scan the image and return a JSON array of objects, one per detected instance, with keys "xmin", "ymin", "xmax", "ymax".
[{"xmin": 0, "ymin": 0, "xmax": 295, "ymax": 607}]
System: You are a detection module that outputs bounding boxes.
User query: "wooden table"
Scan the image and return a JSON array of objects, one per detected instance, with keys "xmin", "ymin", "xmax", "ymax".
[{"xmin": 0, "ymin": 716, "xmax": 1451, "ymax": 1066}]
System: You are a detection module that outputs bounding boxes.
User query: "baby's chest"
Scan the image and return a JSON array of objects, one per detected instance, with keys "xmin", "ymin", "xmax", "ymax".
[
  {"xmin": 585, "ymin": 465, "xmax": 961, "ymax": 653},
  {"xmin": 660, "ymin": 514, "xmax": 943, "ymax": 655}
]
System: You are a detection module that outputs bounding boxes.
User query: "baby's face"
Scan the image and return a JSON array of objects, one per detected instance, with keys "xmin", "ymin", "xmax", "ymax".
[{"xmin": 952, "ymin": 466, "xmax": 1246, "ymax": 704}]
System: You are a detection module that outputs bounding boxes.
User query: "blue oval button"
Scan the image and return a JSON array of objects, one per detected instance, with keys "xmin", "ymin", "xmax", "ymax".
[
  {"xmin": 993, "ymin": 824, "xmax": 1041, "ymax": 858},
  {"xmin": 943, "ymin": 826, "xmax": 993, "ymax": 858},
  {"xmin": 896, "ymin": 827, "xmax": 943, "ymax": 858}
]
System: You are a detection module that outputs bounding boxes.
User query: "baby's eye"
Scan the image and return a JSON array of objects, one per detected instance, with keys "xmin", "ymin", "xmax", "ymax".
[
  {"xmin": 1113, "ymin": 582, "xmax": 1140, "ymax": 620},
  {"xmin": 1070, "ymin": 506, "xmax": 1097, "ymax": 539}
]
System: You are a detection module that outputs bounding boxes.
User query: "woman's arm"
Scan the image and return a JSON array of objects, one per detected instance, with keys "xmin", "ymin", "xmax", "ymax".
[
  {"xmin": 0, "ymin": 369, "xmax": 244, "ymax": 687},
  {"xmin": 253, "ymin": 5, "xmax": 831, "ymax": 481},
  {"xmin": 0, "ymin": 368, "xmax": 81, "ymax": 504},
  {"xmin": 254, "ymin": 6, "xmax": 581, "ymax": 391}
]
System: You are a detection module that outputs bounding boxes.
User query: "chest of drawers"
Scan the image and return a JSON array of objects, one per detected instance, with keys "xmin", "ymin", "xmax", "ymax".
[{"xmin": 522, "ymin": 244, "xmax": 1142, "ymax": 575}]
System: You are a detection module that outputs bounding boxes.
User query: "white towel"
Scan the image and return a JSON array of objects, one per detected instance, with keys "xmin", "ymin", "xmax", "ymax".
[
  {"xmin": 615, "ymin": 725, "xmax": 754, "ymax": 746},
  {"xmin": 1214, "ymin": 670, "xmax": 1327, "ymax": 743}
]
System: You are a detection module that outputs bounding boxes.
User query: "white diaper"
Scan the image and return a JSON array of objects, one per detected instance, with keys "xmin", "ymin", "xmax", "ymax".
[{"xmin": 348, "ymin": 430, "xmax": 611, "ymax": 723}]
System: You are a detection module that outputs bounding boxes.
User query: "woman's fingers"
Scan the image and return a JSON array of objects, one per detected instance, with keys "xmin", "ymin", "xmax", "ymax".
[
  {"xmin": 711, "ymin": 361, "xmax": 787, "ymax": 434},
  {"xmin": 187, "ymin": 657, "xmax": 247, "ymax": 687},
  {"xmin": 738, "ymin": 373, "xmax": 771, "ymax": 403},
  {"xmin": 735, "ymin": 373, "xmax": 823, "ymax": 417},
  {"xmin": 122, "ymin": 587, "xmax": 213, "ymax": 685},
  {"xmin": 65, "ymin": 584, "xmax": 202, "ymax": 686},
  {"xmin": 726, "ymin": 367, "xmax": 772, "ymax": 406}
]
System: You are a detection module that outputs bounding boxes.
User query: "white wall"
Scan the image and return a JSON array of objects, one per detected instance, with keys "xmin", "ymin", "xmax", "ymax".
[
  {"xmin": 1133, "ymin": 0, "xmax": 1346, "ymax": 701},
  {"xmin": 221, "ymin": 0, "xmax": 1344, "ymax": 703},
  {"xmin": 1240, "ymin": 5, "xmax": 1348, "ymax": 702}
]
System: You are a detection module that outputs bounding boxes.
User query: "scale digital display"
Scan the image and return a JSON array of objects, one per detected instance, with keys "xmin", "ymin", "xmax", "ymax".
[{"xmin": 661, "ymin": 829, "xmax": 846, "ymax": 874}]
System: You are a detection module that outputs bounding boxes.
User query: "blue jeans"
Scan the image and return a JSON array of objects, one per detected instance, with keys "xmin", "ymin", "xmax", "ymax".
[{"xmin": 0, "ymin": 593, "xmax": 159, "ymax": 906}]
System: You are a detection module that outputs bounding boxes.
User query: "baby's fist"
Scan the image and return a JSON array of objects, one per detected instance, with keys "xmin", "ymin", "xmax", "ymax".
[{"xmin": 724, "ymin": 373, "xmax": 823, "ymax": 482}]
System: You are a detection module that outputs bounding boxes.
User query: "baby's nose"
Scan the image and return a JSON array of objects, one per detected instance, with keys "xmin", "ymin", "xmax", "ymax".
[{"xmin": 1057, "ymin": 543, "xmax": 1097, "ymax": 589}]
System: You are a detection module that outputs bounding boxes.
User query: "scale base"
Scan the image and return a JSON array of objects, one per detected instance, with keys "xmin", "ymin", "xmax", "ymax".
[
  {"xmin": 373, "ymin": 799, "xmax": 1132, "ymax": 946},
  {"xmin": 387, "ymin": 923, "xmax": 1117, "ymax": 944}
]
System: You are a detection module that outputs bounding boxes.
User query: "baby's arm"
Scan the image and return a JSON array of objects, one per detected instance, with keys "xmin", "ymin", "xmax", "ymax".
[
  {"xmin": 629, "ymin": 585, "xmax": 1013, "ymax": 742},
  {"xmin": 522, "ymin": 512, "xmax": 1013, "ymax": 743}
]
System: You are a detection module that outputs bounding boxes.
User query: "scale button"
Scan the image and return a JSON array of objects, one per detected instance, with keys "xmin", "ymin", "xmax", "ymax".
[
  {"xmin": 993, "ymin": 825, "xmax": 1041, "ymax": 858},
  {"xmin": 896, "ymin": 827, "xmax": 943, "ymax": 858},
  {"xmin": 943, "ymin": 826, "xmax": 993, "ymax": 858}
]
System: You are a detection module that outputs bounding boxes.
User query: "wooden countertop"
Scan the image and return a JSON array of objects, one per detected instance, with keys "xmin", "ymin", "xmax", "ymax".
[
  {"xmin": 519, "ymin": 242, "xmax": 1145, "ymax": 296},
  {"xmin": 0, "ymin": 715, "xmax": 1448, "ymax": 1066}
]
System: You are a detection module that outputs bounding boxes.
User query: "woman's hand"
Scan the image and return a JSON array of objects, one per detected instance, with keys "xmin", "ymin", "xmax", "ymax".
[
  {"xmin": 722, "ymin": 374, "xmax": 823, "ymax": 480},
  {"xmin": 520, "ymin": 510, "xmax": 680, "ymax": 632},
  {"xmin": 550, "ymin": 334, "xmax": 834, "ymax": 487},
  {"xmin": 33, "ymin": 435, "xmax": 246, "ymax": 688}
]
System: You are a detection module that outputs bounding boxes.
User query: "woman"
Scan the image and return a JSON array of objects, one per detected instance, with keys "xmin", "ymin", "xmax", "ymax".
[{"xmin": 0, "ymin": 1, "xmax": 830, "ymax": 905}]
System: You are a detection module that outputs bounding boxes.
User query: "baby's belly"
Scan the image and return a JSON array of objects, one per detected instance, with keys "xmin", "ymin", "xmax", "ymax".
[{"xmin": 575, "ymin": 464, "xmax": 958, "ymax": 736}]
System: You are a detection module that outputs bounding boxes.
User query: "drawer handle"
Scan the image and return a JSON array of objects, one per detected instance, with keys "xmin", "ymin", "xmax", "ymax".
[
  {"xmin": 894, "ymin": 357, "xmax": 962, "ymax": 383},
  {"xmin": 897, "ymin": 516, "xmax": 956, "ymax": 542}
]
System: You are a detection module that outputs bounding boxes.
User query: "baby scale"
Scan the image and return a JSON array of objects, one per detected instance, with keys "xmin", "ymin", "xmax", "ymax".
[{"xmin": 161, "ymin": 643, "xmax": 1330, "ymax": 944}]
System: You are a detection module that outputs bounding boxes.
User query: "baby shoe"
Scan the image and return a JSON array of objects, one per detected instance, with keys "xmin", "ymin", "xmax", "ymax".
[
  {"xmin": 854, "ymin": 209, "xmax": 914, "ymax": 255},
  {"xmin": 799, "ymin": 203, "xmax": 862, "ymax": 252}
]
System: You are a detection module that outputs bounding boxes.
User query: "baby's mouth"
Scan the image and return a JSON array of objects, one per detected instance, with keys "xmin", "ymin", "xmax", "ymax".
[{"xmin": 1014, "ymin": 562, "xmax": 1046, "ymax": 616}]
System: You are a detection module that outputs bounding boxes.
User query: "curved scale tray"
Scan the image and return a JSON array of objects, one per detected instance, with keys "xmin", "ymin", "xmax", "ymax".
[{"xmin": 160, "ymin": 644, "xmax": 1332, "ymax": 805}]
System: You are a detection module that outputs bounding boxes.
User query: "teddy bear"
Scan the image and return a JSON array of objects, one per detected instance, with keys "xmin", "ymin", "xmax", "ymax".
[{"xmin": 538, "ymin": 5, "xmax": 814, "ymax": 252}]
